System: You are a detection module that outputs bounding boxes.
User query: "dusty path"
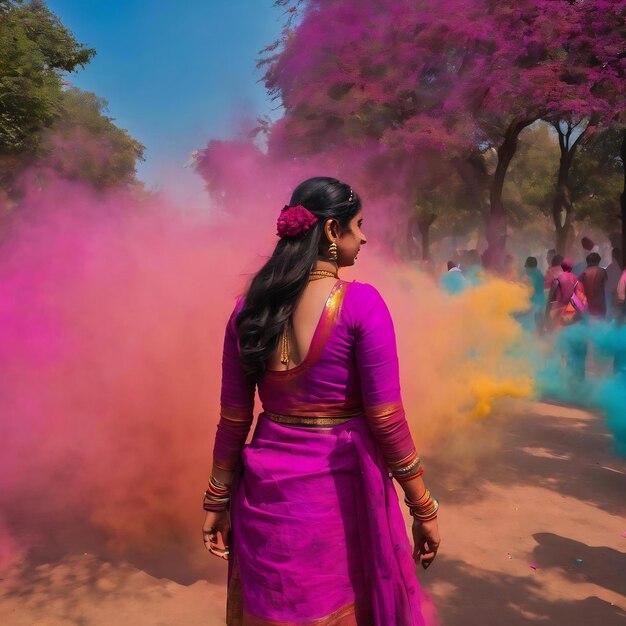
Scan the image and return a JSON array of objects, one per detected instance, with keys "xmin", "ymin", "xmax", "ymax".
[
  {"xmin": 426, "ymin": 401, "xmax": 625, "ymax": 625},
  {"xmin": 1, "ymin": 401, "xmax": 624, "ymax": 625}
]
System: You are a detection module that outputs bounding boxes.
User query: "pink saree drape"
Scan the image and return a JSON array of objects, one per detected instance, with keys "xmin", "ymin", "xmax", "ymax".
[{"xmin": 213, "ymin": 280, "xmax": 432, "ymax": 626}]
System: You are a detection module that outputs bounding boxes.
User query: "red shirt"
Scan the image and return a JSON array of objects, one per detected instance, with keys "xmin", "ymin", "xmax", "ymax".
[{"xmin": 579, "ymin": 265, "xmax": 607, "ymax": 317}]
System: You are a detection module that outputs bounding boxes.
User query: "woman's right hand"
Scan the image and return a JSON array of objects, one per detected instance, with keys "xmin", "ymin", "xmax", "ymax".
[
  {"xmin": 412, "ymin": 518, "xmax": 440, "ymax": 570},
  {"xmin": 202, "ymin": 510, "xmax": 231, "ymax": 560}
]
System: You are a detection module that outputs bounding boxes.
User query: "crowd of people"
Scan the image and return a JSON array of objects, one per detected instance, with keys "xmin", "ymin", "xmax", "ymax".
[
  {"xmin": 439, "ymin": 237, "xmax": 626, "ymax": 327},
  {"xmin": 438, "ymin": 237, "xmax": 626, "ymax": 383}
]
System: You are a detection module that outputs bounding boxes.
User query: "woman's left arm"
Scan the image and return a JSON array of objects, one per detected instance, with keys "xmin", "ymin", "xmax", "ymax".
[{"xmin": 354, "ymin": 285, "xmax": 440, "ymax": 567}]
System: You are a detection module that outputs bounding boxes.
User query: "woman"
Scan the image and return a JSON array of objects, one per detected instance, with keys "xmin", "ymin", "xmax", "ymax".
[
  {"xmin": 202, "ymin": 177, "xmax": 440, "ymax": 625},
  {"xmin": 545, "ymin": 257, "xmax": 589, "ymax": 382},
  {"xmin": 545, "ymin": 257, "xmax": 588, "ymax": 330}
]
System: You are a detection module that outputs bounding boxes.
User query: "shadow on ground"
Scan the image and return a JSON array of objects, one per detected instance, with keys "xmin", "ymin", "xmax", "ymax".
[
  {"xmin": 428, "ymin": 402, "xmax": 626, "ymax": 517},
  {"xmin": 431, "ymin": 554, "xmax": 626, "ymax": 626}
]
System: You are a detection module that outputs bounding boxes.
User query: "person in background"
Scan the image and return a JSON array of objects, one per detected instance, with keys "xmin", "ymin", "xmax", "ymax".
[
  {"xmin": 573, "ymin": 236, "xmax": 595, "ymax": 276},
  {"xmin": 439, "ymin": 260, "xmax": 466, "ymax": 295},
  {"xmin": 605, "ymin": 248, "xmax": 623, "ymax": 315},
  {"xmin": 545, "ymin": 258, "xmax": 588, "ymax": 381},
  {"xmin": 544, "ymin": 253, "xmax": 564, "ymax": 290},
  {"xmin": 579, "ymin": 252, "xmax": 608, "ymax": 319},
  {"xmin": 522, "ymin": 256, "xmax": 545, "ymax": 333}
]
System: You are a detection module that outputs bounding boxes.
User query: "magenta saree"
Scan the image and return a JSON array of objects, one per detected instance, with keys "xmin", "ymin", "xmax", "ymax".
[{"xmin": 213, "ymin": 280, "xmax": 433, "ymax": 625}]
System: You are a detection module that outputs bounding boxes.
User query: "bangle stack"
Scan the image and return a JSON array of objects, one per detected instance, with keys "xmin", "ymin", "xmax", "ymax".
[
  {"xmin": 203, "ymin": 476, "xmax": 231, "ymax": 512},
  {"xmin": 405, "ymin": 489, "xmax": 439, "ymax": 522},
  {"xmin": 392, "ymin": 453, "xmax": 423, "ymax": 484}
]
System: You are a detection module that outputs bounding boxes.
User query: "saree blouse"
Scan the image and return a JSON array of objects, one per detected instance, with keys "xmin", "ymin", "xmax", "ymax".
[{"xmin": 213, "ymin": 280, "xmax": 417, "ymax": 475}]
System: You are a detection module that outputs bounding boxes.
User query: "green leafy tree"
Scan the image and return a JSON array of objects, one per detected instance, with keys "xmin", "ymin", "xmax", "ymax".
[
  {"xmin": 504, "ymin": 122, "xmax": 559, "ymax": 229},
  {"xmin": 1, "ymin": 2, "xmax": 145, "ymax": 200},
  {"xmin": 569, "ymin": 127, "xmax": 623, "ymax": 238},
  {"xmin": 34, "ymin": 88, "xmax": 145, "ymax": 190},
  {"xmin": 500, "ymin": 122, "xmax": 560, "ymax": 253},
  {"xmin": 0, "ymin": 0, "xmax": 94, "ymax": 152}
]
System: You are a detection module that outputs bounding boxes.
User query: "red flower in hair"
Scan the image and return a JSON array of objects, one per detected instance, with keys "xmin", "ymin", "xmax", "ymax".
[{"xmin": 276, "ymin": 205, "xmax": 318, "ymax": 238}]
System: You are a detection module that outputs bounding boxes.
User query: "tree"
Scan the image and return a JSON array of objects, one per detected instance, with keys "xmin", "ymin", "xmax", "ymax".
[
  {"xmin": 544, "ymin": 1, "xmax": 626, "ymax": 254},
  {"xmin": 0, "ymin": 0, "xmax": 95, "ymax": 194},
  {"xmin": 31, "ymin": 88, "xmax": 145, "ymax": 191},
  {"xmin": 260, "ymin": 0, "xmax": 626, "ymax": 268},
  {"xmin": 0, "ymin": 0, "xmax": 94, "ymax": 152},
  {"xmin": 504, "ymin": 122, "xmax": 558, "ymax": 227},
  {"xmin": 1, "ymin": 2, "xmax": 146, "ymax": 200},
  {"xmin": 569, "ymin": 127, "xmax": 624, "ymax": 239}
]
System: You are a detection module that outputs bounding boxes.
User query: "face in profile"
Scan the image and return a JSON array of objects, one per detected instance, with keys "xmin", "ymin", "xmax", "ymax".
[{"xmin": 336, "ymin": 211, "xmax": 366, "ymax": 267}]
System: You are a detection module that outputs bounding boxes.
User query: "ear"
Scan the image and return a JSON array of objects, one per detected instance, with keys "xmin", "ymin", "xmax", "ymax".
[{"xmin": 323, "ymin": 218, "xmax": 339, "ymax": 242}]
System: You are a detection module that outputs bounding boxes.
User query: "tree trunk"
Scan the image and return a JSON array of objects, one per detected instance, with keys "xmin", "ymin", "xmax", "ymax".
[
  {"xmin": 551, "ymin": 121, "xmax": 589, "ymax": 256},
  {"xmin": 484, "ymin": 118, "xmax": 532, "ymax": 271},
  {"xmin": 555, "ymin": 212, "xmax": 573, "ymax": 257},
  {"xmin": 552, "ymin": 153, "xmax": 575, "ymax": 256},
  {"xmin": 452, "ymin": 154, "xmax": 489, "ymax": 216},
  {"xmin": 417, "ymin": 211, "xmax": 437, "ymax": 261},
  {"xmin": 621, "ymin": 129, "xmax": 626, "ymax": 258}
]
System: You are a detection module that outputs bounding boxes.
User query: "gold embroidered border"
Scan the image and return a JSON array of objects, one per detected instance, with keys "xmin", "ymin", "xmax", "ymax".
[
  {"xmin": 265, "ymin": 412, "xmax": 358, "ymax": 427},
  {"xmin": 221, "ymin": 404, "xmax": 254, "ymax": 422},
  {"xmin": 226, "ymin": 557, "xmax": 244, "ymax": 626},
  {"xmin": 363, "ymin": 401, "xmax": 403, "ymax": 420},
  {"xmin": 306, "ymin": 280, "xmax": 348, "ymax": 364},
  {"xmin": 265, "ymin": 280, "xmax": 348, "ymax": 380},
  {"xmin": 387, "ymin": 449, "xmax": 418, "ymax": 470},
  {"xmin": 214, "ymin": 460, "xmax": 239, "ymax": 471}
]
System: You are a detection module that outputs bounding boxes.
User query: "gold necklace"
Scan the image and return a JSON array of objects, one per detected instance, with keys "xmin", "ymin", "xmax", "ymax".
[
  {"xmin": 280, "ymin": 324, "xmax": 290, "ymax": 365},
  {"xmin": 309, "ymin": 269, "xmax": 339, "ymax": 281}
]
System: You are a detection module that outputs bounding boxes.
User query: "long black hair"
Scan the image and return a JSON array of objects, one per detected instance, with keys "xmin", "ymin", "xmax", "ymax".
[{"xmin": 237, "ymin": 176, "xmax": 361, "ymax": 379}]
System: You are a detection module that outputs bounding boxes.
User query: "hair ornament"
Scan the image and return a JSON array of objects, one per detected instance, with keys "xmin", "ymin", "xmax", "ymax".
[
  {"xmin": 276, "ymin": 205, "xmax": 318, "ymax": 238},
  {"xmin": 347, "ymin": 188, "xmax": 354, "ymax": 203}
]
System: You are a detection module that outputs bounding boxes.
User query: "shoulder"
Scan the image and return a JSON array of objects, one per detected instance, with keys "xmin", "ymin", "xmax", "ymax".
[
  {"xmin": 343, "ymin": 280, "xmax": 386, "ymax": 306},
  {"xmin": 228, "ymin": 295, "xmax": 246, "ymax": 318},
  {"xmin": 342, "ymin": 280, "xmax": 393, "ymax": 327},
  {"xmin": 225, "ymin": 295, "xmax": 246, "ymax": 332}
]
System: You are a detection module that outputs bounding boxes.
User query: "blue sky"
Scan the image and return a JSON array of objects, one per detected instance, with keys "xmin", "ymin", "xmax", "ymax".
[{"xmin": 46, "ymin": 1, "xmax": 285, "ymax": 203}]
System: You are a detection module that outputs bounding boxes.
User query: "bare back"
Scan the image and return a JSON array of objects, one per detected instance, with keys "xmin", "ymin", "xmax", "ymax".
[{"xmin": 267, "ymin": 278, "xmax": 339, "ymax": 371}]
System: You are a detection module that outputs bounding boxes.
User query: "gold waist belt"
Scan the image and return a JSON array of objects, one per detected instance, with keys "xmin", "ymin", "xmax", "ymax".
[{"xmin": 265, "ymin": 410, "xmax": 361, "ymax": 427}]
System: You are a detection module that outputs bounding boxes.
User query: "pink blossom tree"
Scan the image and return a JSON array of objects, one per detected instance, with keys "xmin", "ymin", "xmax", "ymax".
[{"xmin": 260, "ymin": 0, "xmax": 626, "ymax": 266}]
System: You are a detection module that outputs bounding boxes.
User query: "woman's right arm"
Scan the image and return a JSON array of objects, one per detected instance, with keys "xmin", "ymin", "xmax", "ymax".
[
  {"xmin": 211, "ymin": 298, "xmax": 256, "ymax": 482},
  {"xmin": 203, "ymin": 300, "xmax": 256, "ymax": 560}
]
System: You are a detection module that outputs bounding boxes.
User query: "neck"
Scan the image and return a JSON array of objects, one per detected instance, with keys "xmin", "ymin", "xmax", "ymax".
[{"xmin": 314, "ymin": 258, "xmax": 339, "ymax": 274}]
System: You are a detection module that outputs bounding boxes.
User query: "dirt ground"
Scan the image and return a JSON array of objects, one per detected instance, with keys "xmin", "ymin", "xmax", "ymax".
[{"xmin": 1, "ymin": 400, "xmax": 625, "ymax": 626}]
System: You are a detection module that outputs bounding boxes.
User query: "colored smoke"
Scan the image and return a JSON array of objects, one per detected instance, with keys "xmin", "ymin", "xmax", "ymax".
[
  {"xmin": 0, "ymin": 164, "xmax": 535, "ymax": 573},
  {"xmin": 535, "ymin": 319, "xmax": 626, "ymax": 457}
]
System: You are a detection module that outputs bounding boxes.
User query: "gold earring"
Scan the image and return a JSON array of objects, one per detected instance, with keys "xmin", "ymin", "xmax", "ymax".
[{"xmin": 329, "ymin": 242, "xmax": 338, "ymax": 261}]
